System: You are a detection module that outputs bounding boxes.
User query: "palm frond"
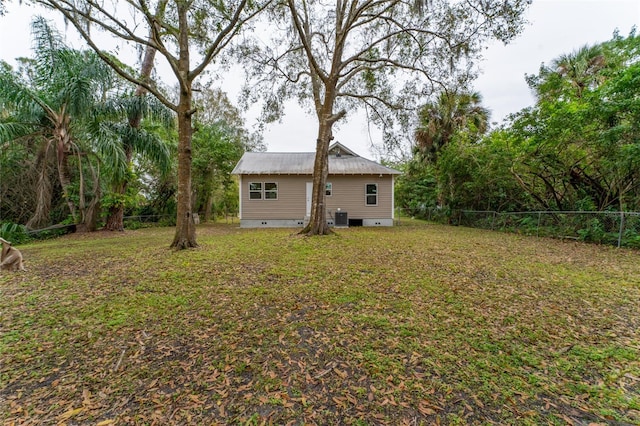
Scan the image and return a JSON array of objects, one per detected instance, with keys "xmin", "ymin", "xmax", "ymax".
[
  {"xmin": 123, "ymin": 94, "xmax": 175, "ymax": 128},
  {"xmin": 62, "ymin": 75, "xmax": 96, "ymax": 116},
  {"xmin": 0, "ymin": 120, "xmax": 42, "ymax": 144},
  {"xmin": 30, "ymin": 16, "xmax": 65, "ymax": 87},
  {"xmin": 0, "ymin": 68, "xmax": 47, "ymax": 116},
  {"xmin": 86, "ymin": 119, "xmax": 128, "ymax": 179},
  {"xmin": 126, "ymin": 126, "xmax": 172, "ymax": 172}
]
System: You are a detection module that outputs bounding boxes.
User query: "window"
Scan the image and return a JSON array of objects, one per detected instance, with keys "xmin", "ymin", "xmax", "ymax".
[
  {"xmin": 249, "ymin": 182, "xmax": 278, "ymax": 200},
  {"xmin": 264, "ymin": 182, "xmax": 278, "ymax": 199},
  {"xmin": 249, "ymin": 182, "xmax": 262, "ymax": 199},
  {"xmin": 366, "ymin": 183, "xmax": 378, "ymax": 206},
  {"xmin": 325, "ymin": 182, "xmax": 332, "ymax": 196}
]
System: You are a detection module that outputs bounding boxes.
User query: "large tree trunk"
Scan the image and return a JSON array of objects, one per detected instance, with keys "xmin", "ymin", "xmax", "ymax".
[
  {"xmin": 77, "ymin": 161, "xmax": 101, "ymax": 233},
  {"xmin": 171, "ymin": 94, "xmax": 197, "ymax": 248},
  {"xmin": 84, "ymin": 177, "xmax": 102, "ymax": 232},
  {"xmin": 171, "ymin": 1, "xmax": 197, "ymax": 249},
  {"xmin": 104, "ymin": 203, "xmax": 124, "ymax": 231},
  {"xmin": 301, "ymin": 121, "xmax": 333, "ymax": 236},
  {"xmin": 104, "ymin": 179, "xmax": 126, "ymax": 231},
  {"xmin": 57, "ymin": 146, "xmax": 76, "ymax": 221},
  {"xmin": 55, "ymin": 115, "xmax": 77, "ymax": 222}
]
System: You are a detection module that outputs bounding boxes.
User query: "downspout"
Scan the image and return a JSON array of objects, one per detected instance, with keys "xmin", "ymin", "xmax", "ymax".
[
  {"xmin": 391, "ymin": 175, "xmax": 395, "ymax": 220},
  {"xmin": 238, "ymin": 175, "xmax": 243, "ymax": 220}
]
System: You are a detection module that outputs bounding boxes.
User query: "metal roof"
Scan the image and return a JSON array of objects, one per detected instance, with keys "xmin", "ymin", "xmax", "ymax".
[{"xmin": 232, "ymin": 151, "xmax": 401, "ymax": 175}]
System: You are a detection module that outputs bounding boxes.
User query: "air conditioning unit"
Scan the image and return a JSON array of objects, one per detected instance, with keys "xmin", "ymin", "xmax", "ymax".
[{"xmin": 335, "ymin": 211, "xmax": 348, "ymax": 227}]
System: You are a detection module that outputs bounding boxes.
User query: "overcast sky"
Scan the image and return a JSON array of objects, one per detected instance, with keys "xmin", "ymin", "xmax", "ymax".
[{"xmin": 1, "ymin": 0, "xmax": 638, "ymax": 159}]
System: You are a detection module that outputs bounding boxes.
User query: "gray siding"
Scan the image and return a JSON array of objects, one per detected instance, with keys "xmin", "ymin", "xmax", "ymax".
[
  {"xmin": 240, "ymin": 175, "xmax": 306, "ymax": 220},
  {"xmin": 325, "ymin": 175, "xmax": 393, "ymax": 219},
  {"xmin": 239, "ymin": 174, "xmax": 394, "ymax": 221}
]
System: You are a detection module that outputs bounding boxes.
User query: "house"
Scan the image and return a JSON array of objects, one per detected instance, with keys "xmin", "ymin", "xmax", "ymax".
[{"xmin": 231, "ymin": 142, "xmax": 401, "ymax": 228}]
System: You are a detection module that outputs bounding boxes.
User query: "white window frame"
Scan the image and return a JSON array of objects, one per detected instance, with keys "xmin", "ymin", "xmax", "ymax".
[
  {"xmin": 249, "ymin": 182, "xmax": 278, "ymax": 200},
  {"xmin": 264, "ymin": 182, "xmax": 278, "ymax": 200},
  {"xmin": 325, "ymin": 182, "xmax": 332, "ymax": 196},
  {"xmin": 249, "ymin": 182, "xmax": 262, "ymax": 200},
  {"xmin": 365, "ymin": 183, "xmax": 378, "ymax": 206}
]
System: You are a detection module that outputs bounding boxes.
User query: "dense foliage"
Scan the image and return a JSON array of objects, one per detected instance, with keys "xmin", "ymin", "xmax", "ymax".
[
  {"xmin": 396, "ymin": 30, "xmax": 640, "ymax": 242},
  {"xmin": 510, "ymin": 31, "xmax": 640, "ymax": 212},
  {"xmin": 34, "ymin": 0, "xmax": 271, "ymax": 249},
  {"xmin": 0, "ymin": 20, "xmax": 256, "ymax": 235},
  {"xmin": 191, "ymin": 88, "xmax": 265, "ymax": 222},
  {"xmin": 0, "ymin": 18, "xmax": 127, "ymax": 232}
]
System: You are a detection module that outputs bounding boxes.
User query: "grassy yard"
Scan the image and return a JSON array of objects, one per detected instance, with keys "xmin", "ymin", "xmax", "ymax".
[{"xmin": 1, "ymin": 221, "xmax": 639, "ymax": 425}]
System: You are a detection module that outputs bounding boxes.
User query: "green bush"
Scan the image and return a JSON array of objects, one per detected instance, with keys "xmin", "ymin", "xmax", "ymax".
[
  {"xmin": 577, "ymin": 218, "xmax": 607, "ymax": 243},
  {"xmin": 622, "ymin": 229, "xmax": 640, "ymax": 248},
  {"xmin": 0, "ymin": 222, "xmax": 30, "ymax": 244}
]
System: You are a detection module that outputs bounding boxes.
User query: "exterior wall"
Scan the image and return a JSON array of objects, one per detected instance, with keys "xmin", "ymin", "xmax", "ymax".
[
  {"xmin": 325, "ymin": 175, "xmax": 393, "ymax": 220},
  {"xmin": 238, "ymin": 173, "xmax": 395, "ymax": 227},
  {"xmin": 239, "ymin": 175, "xmax": 307, "ymax": 220}
]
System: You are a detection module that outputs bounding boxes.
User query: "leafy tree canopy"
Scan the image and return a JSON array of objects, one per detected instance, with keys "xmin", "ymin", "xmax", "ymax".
[
  {"xmin": 240, "ymin": 0, "xmax": 530, "ymax": 235},
  {"xmin": 397, "ymin": 28, "xmax": 640, "ymax": 222}
]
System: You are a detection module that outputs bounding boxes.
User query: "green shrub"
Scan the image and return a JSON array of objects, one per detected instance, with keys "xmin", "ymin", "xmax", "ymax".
[
  {"xmin": 577, "ymin": 218, "xmax": 607, "ymax": 243},
  {"xmin": 622, "ymin": 229, "xmax": 640, "ymax": 248},
  {"xmin": 0, "ymin": 222, "xmax": 30, "ymax": 244}
]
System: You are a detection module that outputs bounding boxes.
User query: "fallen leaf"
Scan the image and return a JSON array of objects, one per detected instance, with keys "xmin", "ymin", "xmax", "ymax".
[
  {"xmin": 333, "ymin": 368, "xmax": 348, "ymax": 379},
  {"xmin": 58, "ymin": 407, "xmax": 84, "ymax": 421}
]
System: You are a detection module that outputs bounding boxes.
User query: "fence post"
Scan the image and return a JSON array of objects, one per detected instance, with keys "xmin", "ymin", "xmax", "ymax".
[
  {"xmin": 537, "ymin": 212, "xmax": 542, "ymax": 238},
  {"xmin": 618, "ymin": 211, "xmax": 625, "ymax": 248}
]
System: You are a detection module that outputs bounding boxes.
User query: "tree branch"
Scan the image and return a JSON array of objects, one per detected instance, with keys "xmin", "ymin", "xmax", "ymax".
[{"xmin": 38, "ymin": 0, "xmax": 178, "ymax": 111}]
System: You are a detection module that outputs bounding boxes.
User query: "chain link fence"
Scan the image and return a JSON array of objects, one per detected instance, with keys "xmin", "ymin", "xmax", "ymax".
[{"xmin": 400, "ymin": 208, "xmax": 640, "ymax": 248}]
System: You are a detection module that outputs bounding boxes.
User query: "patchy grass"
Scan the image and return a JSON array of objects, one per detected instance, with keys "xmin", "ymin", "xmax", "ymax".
[{"xmin": 1, "ymin": 221, "xmax": 639, "ymax": 425}]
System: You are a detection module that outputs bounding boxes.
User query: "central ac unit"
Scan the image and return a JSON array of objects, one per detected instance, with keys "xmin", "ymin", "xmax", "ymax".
[{"xmin": 335, "ymin": 211, "xmax": 348, "ymax": 227}]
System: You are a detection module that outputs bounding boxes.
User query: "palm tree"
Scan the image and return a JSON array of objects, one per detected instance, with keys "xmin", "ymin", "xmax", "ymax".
[
  {"xmin": 0, "ymin": 17, "xmax": 118, "ymax": 230},
  {"xmin": 94, "ymin": 94, "xmax": 173, "ymax": 231},
  {"xmin": 100, "ymin": 0, "xmax": 173, "ymax": 232},
  {"xmin": 552, "ymin": 44, "xmax": 606, "ymax": 98},
  {"xmin": 414, "ymin": 90, "xmax": 489, "ymax": 162}
]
